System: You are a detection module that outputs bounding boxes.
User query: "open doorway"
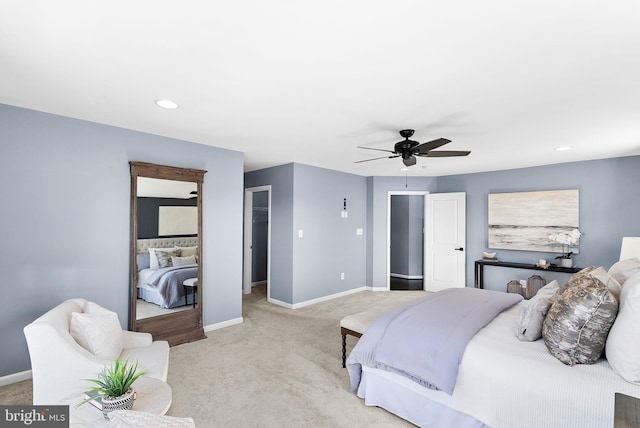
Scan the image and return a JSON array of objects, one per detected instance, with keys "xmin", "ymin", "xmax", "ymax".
[
  {"xmin": 387, "ymin": 191, "xmax": 427, "ymax": 290},
  {"xmin": 243, "ymin": 186, "xmax": 271, "ymax": 299}
]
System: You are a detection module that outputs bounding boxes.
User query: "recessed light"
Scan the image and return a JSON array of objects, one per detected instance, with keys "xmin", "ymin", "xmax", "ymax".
[
  {"xmin": 155, "ymin": 99, "xmax": 179, "ymax": 109},
  {"xmin": 554, "ymin": 146, "xmax": 572, "ymax": 151}
]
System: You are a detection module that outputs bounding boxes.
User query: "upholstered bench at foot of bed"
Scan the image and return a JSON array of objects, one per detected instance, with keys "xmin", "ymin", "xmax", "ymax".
[{"xmin": 340, "ymin": 310, "xmax": 380, "ymax": 368}]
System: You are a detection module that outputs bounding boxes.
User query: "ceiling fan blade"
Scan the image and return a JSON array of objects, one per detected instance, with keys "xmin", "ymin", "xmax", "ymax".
[
  {"xmin": 422, "ymin": 150, "xmax": 471, "ymax": 157},
  {"xmin": 356, "ymin": 146, "xmax": 397, "ymax": 154},
  {"xmin": 415, "ymin": 138, "xmax": 451, "ymax": 154},
  {"xmin": 403, "ymin": 156, "xmax": 417, "ymax": 167},
  {"xmin": 355, "ymin": 155, "xmax": 400, "ymax": 164}
]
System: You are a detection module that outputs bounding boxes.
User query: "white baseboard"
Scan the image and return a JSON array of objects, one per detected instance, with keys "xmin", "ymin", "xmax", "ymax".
[
  {"xmin": 291, "ymin": 286, "xmax": 366, "ymax": 309},
  {"xmin": 268, "ymin": 297, "xmax": 293, "ymax": 309},
  {"xmin": 0, "ymin": 369, "xmax": 32, "ymax": 387},
  {"xmin": 252, "ymin": 281, "xmax": 267, "ymax": 287},
  {"xmin": 365, "ymin": 286, "xmax": 389, "ymax": 291},
  {"xmin": 203, "ymin": 317, "xmax": 243, "ymax": 333},
  {"xmin": 390, "ymin": 273, "xmax": 424, "ymax": 280}
]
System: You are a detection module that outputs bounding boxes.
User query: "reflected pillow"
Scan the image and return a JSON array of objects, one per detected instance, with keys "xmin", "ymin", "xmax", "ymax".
[
  {"xmin": 136, "ymin": 253, "xmax": 151, "ymax": 271},
  {"xmin": 155, "ymin": 249, "xmax": 179, "ymax": 268},
  {"xmin": 171, "ymin": 255, "xmax": 196, "ymax": 267},
  {"xmin": 148, "ymin": 247, "xmax": 180, "ymax": 270},
  {"xmin": 178, "ymin": 246, "xmax": 198, "ymax": 258}
]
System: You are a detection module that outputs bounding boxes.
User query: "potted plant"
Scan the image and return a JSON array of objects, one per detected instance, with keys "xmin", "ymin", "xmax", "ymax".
[
  {"xmin": 548, "ymin": 229, "xmax": 581, "ymax": 268},
  {"xmin": 78, "ymin": 359, "xmax": 147, "ymax": 419}
]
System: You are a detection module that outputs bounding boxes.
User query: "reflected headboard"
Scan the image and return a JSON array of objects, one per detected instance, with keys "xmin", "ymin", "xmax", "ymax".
[{"xmin": 136, "ymin": 237, "xmax": 198, "ymax": 254}]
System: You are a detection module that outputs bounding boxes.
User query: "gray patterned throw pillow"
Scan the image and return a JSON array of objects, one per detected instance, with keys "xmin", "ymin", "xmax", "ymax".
[
  {"xmin": 155, "ymin": 249, "xmax": 180, "ymax": 268},
  {"xmin": 542, "ymin": 272, "xmax": 618, "ymax": 365}
]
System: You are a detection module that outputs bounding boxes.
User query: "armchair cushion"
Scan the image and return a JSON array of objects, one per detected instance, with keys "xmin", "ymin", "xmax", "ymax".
[{"xmin": 70, "ymin": 308, "xmax": 123, "ymax": 360}]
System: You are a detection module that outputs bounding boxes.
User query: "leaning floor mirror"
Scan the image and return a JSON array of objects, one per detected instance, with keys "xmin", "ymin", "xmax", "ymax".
[{"xmin": 129, "ymin": 161, "xmax": 207, "ymax": 345}]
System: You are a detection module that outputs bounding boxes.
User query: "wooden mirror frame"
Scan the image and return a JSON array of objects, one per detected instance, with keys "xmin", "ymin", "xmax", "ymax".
[{"xmin": 129, "ymin": 161, "xmax": 207, "ymax": 345}]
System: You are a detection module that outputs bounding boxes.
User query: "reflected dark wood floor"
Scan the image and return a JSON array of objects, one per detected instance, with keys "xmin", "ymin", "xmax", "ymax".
[{"xmin": 390, "ymin": 277, "xmax": 424, "ymax": 290}]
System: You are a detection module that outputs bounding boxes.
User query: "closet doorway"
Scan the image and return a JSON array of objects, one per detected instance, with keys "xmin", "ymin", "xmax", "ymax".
[
  {"xmin": 243, "ymin": 186, "xmax": 271, "ymax": 299},
  {"xmin": 387, "ymin": 191, "xmax": 427, "ymax": 290}
]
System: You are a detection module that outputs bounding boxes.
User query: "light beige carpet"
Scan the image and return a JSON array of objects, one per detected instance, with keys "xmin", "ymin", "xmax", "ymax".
[{"xmin": 1, "ymin": 286, "xmax": 427, "ymax": 427}]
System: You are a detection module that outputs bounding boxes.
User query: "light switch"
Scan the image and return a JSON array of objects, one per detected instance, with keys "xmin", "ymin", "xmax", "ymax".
[
  {"xmin": 356, "ymin": 228, "xmax": 363, "ymax": 235},
  {"xmin": 298, "ymin": 229, "xmax": 303, "ymax": 238}
]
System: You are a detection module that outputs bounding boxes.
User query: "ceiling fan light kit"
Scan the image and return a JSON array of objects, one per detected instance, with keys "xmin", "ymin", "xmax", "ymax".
[{"xmin": 356, "ymin": 129, "xmax": 471, "ymax": 167}]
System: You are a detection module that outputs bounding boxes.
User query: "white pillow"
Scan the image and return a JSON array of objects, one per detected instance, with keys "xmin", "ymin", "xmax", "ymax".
[
  {"xmin": 608, "ymin": 258, "xmax": 640, "ymax": 286},
  {"xmin": 605, "ymin": 271, "xmax": 640, "ymax": 384},
  {"xmin": 171, "ymin": 255, "xmax": 196, "ymax": 267},
  {"xmin": 515, "ymin": 280, "xmax": 560, "ymax": 342},
  {"xmin": 178, "ymin": 246, "xmax": 198, "ymax": 258},
  {"xmin": 108, "ymin": 410, "xmax": 195, "ymax": 427},
  {"xmin": 590, "ymin": 267, "xmax": 622, "ymax": 301},
  {"xmin": 70, "ymin": 303, "xmax": 123, "ymax": 360},
  {"xmin": 148, "ymin": 247, "xmax": 180, "ymax": 270}
]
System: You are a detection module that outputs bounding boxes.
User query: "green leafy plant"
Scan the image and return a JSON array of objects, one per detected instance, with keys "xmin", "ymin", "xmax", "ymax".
[{"xmin": 78, "ymin": 359, "xmax": 147, "ymax": 406}]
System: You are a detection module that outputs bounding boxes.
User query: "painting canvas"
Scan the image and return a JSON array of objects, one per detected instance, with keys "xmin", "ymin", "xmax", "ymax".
[
  {"xmin": 158, "ymin": 206, "xmax": 198, "ymax": 236},
  {"xmin": 488, "ymin": 189, "xmax": 579, "ymax": 252}
]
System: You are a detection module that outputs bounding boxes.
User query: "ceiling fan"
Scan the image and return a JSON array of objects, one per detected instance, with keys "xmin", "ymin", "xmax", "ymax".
[{"xmin": 356, "ymin": 129, "xmax": 470, "ymax": 167}]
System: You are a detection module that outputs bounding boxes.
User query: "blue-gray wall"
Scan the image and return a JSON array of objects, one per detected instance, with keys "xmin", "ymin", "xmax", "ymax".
[
  {"xmin": 291, "ymin": 164, "xmax": 367, "ymax": 303},
  {"xmin": 0, "ymin": 104, "xmax": 244, "ymax": 377},
  {"xmin": 245, "ymin": 163, "xmax": 367, "ymax": 305},
  {"xmin": 438, "ymin": 156, "xmax": 640, "ymax": 290}
]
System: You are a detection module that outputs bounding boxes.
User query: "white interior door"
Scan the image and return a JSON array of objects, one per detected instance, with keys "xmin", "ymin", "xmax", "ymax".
[{"xmin": 424, "ymin": 192, "xmax": 466, "ymax": 291}]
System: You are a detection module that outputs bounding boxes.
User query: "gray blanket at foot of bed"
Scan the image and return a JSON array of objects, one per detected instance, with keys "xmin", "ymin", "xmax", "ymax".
[{"xmin": 347, "ymin": 287, "xmax": 523, "ymax": 394}]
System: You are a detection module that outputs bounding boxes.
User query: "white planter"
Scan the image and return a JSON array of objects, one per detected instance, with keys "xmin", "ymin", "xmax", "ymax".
[
  {"xmin": 558, "ymin": 258, "xmax": 573, "ymax": 268},
  {"xmin": 101, "ymin": 388, "xmax": 135, "ymax": 419}
]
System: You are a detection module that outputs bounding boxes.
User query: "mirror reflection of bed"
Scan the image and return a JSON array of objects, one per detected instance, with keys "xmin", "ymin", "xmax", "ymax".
[
  {"xmin": 130, "ymin": 161, "xmax": 205, "ymax": 346},
  {"xmin": 135, "ymin": 177, "xmax": 199, "ymax": 320}
]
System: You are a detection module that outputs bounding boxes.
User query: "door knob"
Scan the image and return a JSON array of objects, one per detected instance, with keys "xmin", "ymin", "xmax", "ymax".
[{"xmin": 454, "ymin": 247, "xmax": 464, "ymax": 251}]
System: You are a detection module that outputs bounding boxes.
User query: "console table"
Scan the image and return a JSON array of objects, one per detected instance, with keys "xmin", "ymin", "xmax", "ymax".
[{"xmin": 474, "ymin": 259, "xmax": 581, "ymax": 289}]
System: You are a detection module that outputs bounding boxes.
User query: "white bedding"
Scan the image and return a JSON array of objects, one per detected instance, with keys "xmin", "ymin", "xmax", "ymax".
[{"xmin": 358, "ymin": 301, "xmax": 640, "ymax": 428}]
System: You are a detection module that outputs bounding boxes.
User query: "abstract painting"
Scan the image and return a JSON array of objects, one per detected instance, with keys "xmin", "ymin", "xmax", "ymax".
[{"xmin": 488, "ymin": 189, "xmax": 579, "ymax": 252}]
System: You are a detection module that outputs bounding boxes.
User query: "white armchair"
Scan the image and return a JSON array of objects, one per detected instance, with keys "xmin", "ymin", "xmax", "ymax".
[{"xmin": 24, "ymin": 298, "xmax": 170, "ymax": 405}]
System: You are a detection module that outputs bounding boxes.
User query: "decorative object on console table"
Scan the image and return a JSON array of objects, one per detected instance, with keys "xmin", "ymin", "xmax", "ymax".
[
  {"xmin": 482, "ymin": 251, "xmax": 498, "ymax": 261},
  {"xmin": 78, "ymin": 359, "xmax": 147, "ymax": 419},
  {"xmin": 549, "ymin": 228, "xmax": 581, "ymax": 268}
]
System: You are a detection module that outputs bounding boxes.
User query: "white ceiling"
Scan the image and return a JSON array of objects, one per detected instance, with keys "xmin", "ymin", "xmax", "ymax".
[
  {"xmin": 1, "ymin": 1, "xmax": 639, "ymax": 177},
  {"xmin": 137, "ymin": 177, "xmax": 197, "ymax": 199}
]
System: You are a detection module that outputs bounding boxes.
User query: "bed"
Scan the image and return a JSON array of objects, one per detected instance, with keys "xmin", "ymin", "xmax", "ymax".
[
  {"xmin": 136, "ymin": 237, "xmax": 198, "ymax": 309},
  {"xmin": 347, "ymin": 251, "xmax": 640, "ymax": 428}
]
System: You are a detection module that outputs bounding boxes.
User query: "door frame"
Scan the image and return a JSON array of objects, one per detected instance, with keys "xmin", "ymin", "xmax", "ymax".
[
  {"xmin": 386, "ymin": 190, "xmax": 429, "ymax": 290},
  {"xmin": 243, "ymin": 185, "xmax": 272, "ymax": 299}
]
